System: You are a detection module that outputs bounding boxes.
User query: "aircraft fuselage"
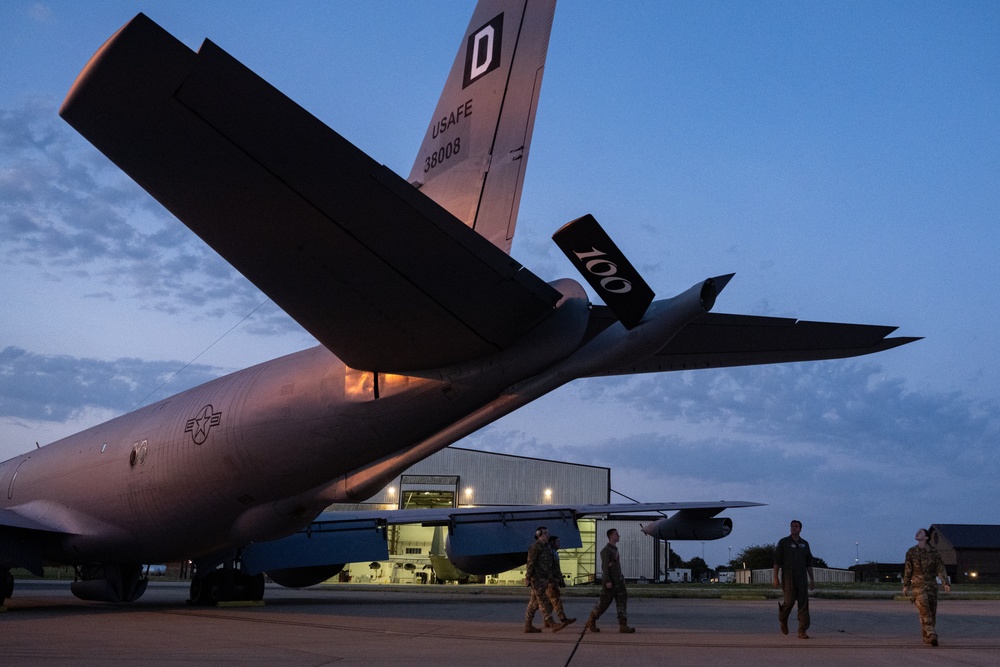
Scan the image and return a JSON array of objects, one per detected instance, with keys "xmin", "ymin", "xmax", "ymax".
[{"xmin": 0, "ymin": 280, "xmax": 590, "ymax": 566}]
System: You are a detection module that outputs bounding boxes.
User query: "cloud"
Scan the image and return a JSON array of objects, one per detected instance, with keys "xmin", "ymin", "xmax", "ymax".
[
  {"xmin": 27, "ymin": 4, "xmax": 54, "ymax": 24},
  {"xmin": 465, "ymin": 358, "xmax": 1000, "ymax": 564},
  {"xmin": 0, "ymin": 100, "xmax": 300, "ymax": 335},
  {"xmin": 564, "ymin": 362, "xmax": 1000, "ymax": 478},
  {"xmin": 0, "ymin": 346, "xmax": 221, "ymax": 422}
]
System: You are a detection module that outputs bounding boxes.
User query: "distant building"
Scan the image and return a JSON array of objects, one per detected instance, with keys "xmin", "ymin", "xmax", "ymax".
[
  {"xmin": 850, "ymin": 562, "xmax": 904, "ymax": 583},
  {"xmin": 741, "ymin": 567, "xmax": 855, "ymax": 584},
  {"xmin": 716, "ymin": 570, "xmax": 736, "ymax": 584},
  {"xmin": 325, "ymin": 446, "xmax": 611, "ymax": 585},
  {"xmin": 663, "ymin": 568, "xmax": 692, "ymax": 583},
  {"xmin": 931, "ymin": 524, "xmax": 1000, "ymax": 584},
  {"xmin": 324, "ymin": 446, "xmax": 705, "ymax": 586}
]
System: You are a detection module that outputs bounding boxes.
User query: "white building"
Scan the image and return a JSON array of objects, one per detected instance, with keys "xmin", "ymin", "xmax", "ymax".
[{"xmin": 327, "ymin": 446, "xmax": 613, "ymax": 585}]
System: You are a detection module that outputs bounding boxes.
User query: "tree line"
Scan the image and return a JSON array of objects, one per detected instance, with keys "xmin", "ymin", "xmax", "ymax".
[{"xmin": 669, "ymin": 543, "xmax": 829, "ymax": 582}]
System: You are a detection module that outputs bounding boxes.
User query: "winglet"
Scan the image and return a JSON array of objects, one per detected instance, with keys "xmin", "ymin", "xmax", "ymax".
[{"xmin": 552, "ymin": 214, "xmax": 656, "ymax": 329}]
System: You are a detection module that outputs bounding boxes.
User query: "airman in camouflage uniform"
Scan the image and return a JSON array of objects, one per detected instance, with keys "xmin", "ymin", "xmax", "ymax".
[
  {"xmin": 586, "ymin": 528, "xmax": 634, "ymax": 633},
  {"xmin": 524, "ymin": 526, "xmax": 568, "ymax": 633},
  {"xmin": 541, "ymin": 535, "xmax": 575, "ymax": 628},
  {"xmin": 903, "ymin": 528, "xmax": 951, "ymax": 646}
]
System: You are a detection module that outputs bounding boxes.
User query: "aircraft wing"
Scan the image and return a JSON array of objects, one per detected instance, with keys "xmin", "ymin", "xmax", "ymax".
[
  {"xmin": 333, "ymin": 500, "xmax": 762, "ymax": 526},
  {"xmin": 0, "ymin": 502, "xmax": 127, "ymax": 575},
  {"xmin": 59, "ymin": 14, "xmax": 561, "ymax": 373},
  {"xmin": 239, "ymin": 500, "xmax": 761, "ymax": 575},
  {"xmin": 583, "ymin": 309, "xmax": 921, "ymax": 376}
]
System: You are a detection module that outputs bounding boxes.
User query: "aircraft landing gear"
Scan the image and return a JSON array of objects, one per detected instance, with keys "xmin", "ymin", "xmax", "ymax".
[
  {"xmin": 2, "ymin": 568, "xmax": 13, "ymax": 605},
  {"xmin": 189, "ymin": 562, "xmax": 265, "ymax": 606}
]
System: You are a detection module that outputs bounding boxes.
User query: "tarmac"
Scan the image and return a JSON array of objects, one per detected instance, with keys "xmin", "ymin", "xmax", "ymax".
[{"xmin": 3, "ymin": 581, "xmax": 999, "ymax": 666}]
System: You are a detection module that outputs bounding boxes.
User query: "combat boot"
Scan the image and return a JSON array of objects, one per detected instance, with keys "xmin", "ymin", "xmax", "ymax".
[
  {"xmin": 619, "ymin": 623, "xmax": 636, "ymax": 633},
  {"xmin": 524, "ymin": 621, "xmax": 541, "ymax": 633},
  {"xmin": 551, "ymin": 619, "xmax": 569, "ymax": 633},
  {"xmin": 561, "ymin": 616, "xmax": 577, "ymax": 625},
  {"xmin": 585, "ymin": 615, "xmax": 600, "ymax": 632}
]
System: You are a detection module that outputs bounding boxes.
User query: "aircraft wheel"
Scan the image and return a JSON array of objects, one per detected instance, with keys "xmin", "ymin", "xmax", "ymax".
[
  {"xmin": 242, "ymin": 572, "xmax": 265, "ymax": 601},
  {"xmin": 190, "ymin": 570, "xmax": 263, "ymax": 603},
  {"xmin": 226, "ymin": 571, "xmax": 264, "ymax": 601},
  {"xmin": 1, "ymin": 569, "xmax": 13, "ymax": 603},
  {"xmin": 189, "ymin": 571, "xmax": 219, "ymax": 605}
]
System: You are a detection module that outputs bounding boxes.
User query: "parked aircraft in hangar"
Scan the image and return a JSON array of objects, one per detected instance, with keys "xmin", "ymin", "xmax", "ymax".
[{"xmin": 0, "ymin": 0, "xmax": 915, "ymax": 606}]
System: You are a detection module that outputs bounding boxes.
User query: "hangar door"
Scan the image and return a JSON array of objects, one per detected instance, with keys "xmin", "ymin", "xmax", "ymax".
[
  {"xmin": 388, "ymin": 475, "xmax": 460, "ymax": 566},
  {"xmin": 398, "ymin": 474, "xmax": 460, "ymax": 510}
]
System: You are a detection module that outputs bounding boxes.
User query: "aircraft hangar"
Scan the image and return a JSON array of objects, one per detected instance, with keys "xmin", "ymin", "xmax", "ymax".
[
  {"xmin": 930, "ymin": 524, "xmax": 1000, "ymax": 583},
  {"xmin": 324, "ymin": 447, "xmax": 623, "ymax": 586}
]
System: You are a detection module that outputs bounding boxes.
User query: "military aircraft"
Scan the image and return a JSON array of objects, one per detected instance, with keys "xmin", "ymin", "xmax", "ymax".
[{"xmin": 0, "ymin": 0, "xmax": 915, "ymax": 606}]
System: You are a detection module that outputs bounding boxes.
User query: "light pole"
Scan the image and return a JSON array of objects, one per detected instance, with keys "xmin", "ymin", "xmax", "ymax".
[{"xmin": 855, "ymin": 541, "xmax": 859, "ymax": 566}]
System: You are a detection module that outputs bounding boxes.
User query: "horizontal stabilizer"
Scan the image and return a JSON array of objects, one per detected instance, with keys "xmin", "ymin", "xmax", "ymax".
[
  {"xmin": 585, "ymin": 310, "xmax": 920, "ymax": 375},
  {"xmin": 59, "ymin": 14, "xmax": 561, "ymax": 372},
  {"xmin": 552, "ymin": 214, "xmax": 656, "ymax": 328}
]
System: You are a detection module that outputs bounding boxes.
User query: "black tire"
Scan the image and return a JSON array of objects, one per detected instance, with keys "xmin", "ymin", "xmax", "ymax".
[
  {"xmin": 1, "ymin": 569, "xmax": 13, "ymax": 603},
  {"xmin": 242, "ymin": 572, "xmax": 265, "ymax": 601},
  {"xmin": 189, "ymin": 571, "xmax": 219, "ymax": 605}
]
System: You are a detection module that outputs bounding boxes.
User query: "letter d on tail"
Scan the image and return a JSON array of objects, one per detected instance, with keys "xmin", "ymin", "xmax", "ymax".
[{"xmin": 463, "ymin": 13, "xmax": 504, "ymax": 88}]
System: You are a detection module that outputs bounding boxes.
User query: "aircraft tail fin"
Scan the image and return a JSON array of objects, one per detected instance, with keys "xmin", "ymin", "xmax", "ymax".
[{"xmin": 407, "ymin": 0, "xmax": 557, "ymax": 254}]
